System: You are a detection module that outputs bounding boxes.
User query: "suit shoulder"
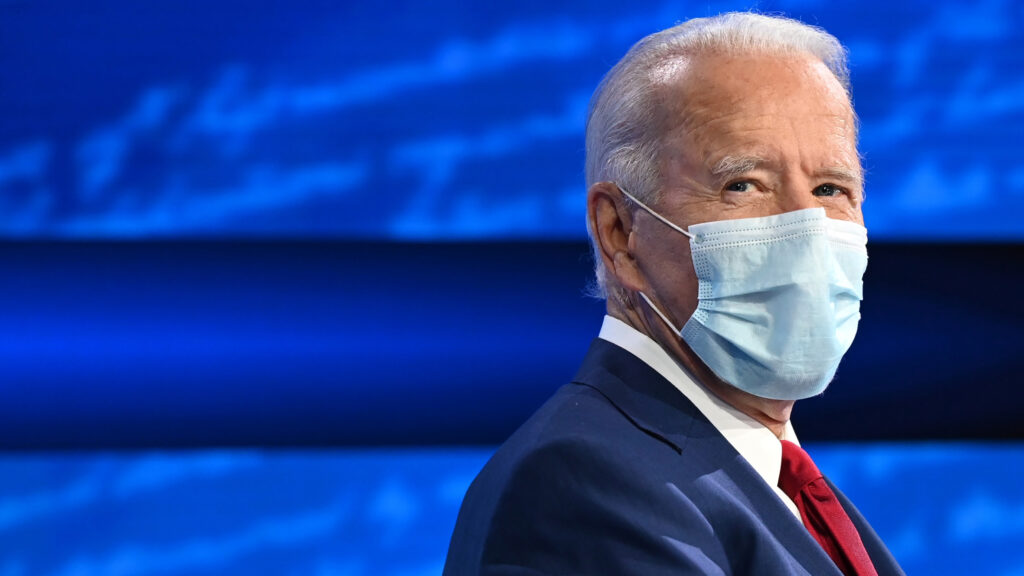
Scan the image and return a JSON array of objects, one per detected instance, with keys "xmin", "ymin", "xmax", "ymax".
[
  {"xmin": 461, "ymin": 383, "xmax": 647, "ymax": 504},
  {"xmin": 444, "ymin": 384, "xmax": 728, "ymax": 575},
  {"xmin": 510, "ymin": 381, "xmax": 663, "ymax": 447}
]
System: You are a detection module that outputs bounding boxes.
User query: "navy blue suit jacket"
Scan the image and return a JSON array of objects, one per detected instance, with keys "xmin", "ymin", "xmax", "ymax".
[{"xmin": 444, "ymin": 339, "xmax": 904, "ymax": 575}]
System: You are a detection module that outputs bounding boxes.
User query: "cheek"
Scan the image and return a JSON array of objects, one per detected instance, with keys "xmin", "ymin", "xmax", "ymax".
[
  {"xmin": 643, "ymin": 243, "xmax": 701, "ymax": 321},
  {"xmin": 853, "ymin": 205, "xmax": 865, "ymax": 226},
  {"xmin": 823, "ymin": 197, "xmax": 864, "ymax": 225}
]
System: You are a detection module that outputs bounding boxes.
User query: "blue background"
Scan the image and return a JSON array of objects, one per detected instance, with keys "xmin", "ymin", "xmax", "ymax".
[
  {"xmin": 2, "ymin": 445, "xmax": 1024, "ymax": 576},
  {"xmin": 1, "ymin": 0, "xmax": 1023, "ymax": 573},
  {"xmin": 1, "ymin": 0, "xmax": 1023, "ymax": 239}
]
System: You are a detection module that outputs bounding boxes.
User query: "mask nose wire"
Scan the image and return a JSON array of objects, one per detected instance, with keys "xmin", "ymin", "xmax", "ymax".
[{"xmin": 615, "ymin": 184, "xmax": 695, "ymax": 239}]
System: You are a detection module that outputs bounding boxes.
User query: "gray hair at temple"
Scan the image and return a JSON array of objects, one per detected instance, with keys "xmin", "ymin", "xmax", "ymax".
[{"xmin": 584, "ymin": 12, "xmax": 851, "ymax": 299}]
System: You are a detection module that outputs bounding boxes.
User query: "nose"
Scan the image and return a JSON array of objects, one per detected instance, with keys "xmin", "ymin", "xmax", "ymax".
[{"xmin": 777, "ymin": 179, "xmax": 821, "ymax": 213}]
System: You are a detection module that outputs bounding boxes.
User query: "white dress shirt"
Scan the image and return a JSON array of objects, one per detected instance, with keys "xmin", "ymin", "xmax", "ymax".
[{"xmin": 598, "ymin": 315, "xmax": 802, "ymax": 519}]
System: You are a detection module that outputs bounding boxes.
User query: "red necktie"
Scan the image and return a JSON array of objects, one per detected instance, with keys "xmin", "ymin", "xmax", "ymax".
[{"xmin": 778, "ymin": 440, "xmax": 878, "ymax": 576}]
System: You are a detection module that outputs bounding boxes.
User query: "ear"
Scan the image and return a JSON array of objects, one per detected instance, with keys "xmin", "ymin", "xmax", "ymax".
[{"xmin": 587, "ymin": 182, "xmax": 648, "ymax": 294}]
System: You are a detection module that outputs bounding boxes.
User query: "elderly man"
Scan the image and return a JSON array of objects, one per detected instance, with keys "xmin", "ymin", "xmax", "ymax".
[{"xmin": 445, "ymin": 12, "xmax": 904, "ymax": 576}]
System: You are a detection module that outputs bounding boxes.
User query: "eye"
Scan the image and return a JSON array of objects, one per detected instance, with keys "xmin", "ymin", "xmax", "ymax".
[
  {"xmin": 812, "ymin": 183, "xmax": 846, "ymax": 197},
  {"xmin": 724, "ymin": 181, "xmax": 757, "ymax": 193}
]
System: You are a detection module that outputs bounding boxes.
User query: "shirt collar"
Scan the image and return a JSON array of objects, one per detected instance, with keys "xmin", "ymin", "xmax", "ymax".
[{"xmin": 597, "ymin": 315, "xmax": 799, "ymax": 492}]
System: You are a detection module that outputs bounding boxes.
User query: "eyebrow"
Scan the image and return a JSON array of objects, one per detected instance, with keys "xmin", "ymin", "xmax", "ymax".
[
  {"xmin": 709, "ymin": 155, "xmax": 864, "ymax": 192},
  {"xmin": 816, "ymin": 165, "xmax": 865, "ymax": 191},
  {"xmin": 710, "ymin": 155, "xmax": 767, "ymax": 181}
]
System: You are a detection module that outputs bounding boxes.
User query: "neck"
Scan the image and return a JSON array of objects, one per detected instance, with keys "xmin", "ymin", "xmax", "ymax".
[{"xmin": 608, "ymin": 297, "xmax": 795, "ymax": 439}]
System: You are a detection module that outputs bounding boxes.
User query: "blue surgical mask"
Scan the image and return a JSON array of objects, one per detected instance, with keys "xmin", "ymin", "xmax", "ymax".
[{"xmin": 619, "ymin": 187, "xmax": 868, "ymax": 400}]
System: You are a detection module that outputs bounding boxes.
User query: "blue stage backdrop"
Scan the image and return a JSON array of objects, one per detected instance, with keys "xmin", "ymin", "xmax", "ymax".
[
  {"xmin": 1, "ymin": 0, "xmax": 1023, "ymax": 239},
  {"xmin": 2, "ymin": 1, "xmax": 1024, "ymax": 573},
  {"xmin": 2, "ymin": 445, "xmax": 1024, "ymax": 576}
]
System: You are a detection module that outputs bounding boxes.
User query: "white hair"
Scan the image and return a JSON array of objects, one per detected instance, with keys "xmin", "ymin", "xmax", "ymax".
[{"xmin": 584, "ymin": 12, "xmax": 851, "ymax": 299}]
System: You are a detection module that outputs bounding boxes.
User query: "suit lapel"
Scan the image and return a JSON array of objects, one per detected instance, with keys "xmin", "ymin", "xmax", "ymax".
[{"xmin": 572, "ymin": 339, "xmax": 845, "ymax": 576}]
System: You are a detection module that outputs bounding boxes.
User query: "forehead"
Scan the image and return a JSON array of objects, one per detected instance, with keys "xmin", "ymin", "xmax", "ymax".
[{"xmin": 655, "ymin": 51, "xmax": 860, "ymax": 171}]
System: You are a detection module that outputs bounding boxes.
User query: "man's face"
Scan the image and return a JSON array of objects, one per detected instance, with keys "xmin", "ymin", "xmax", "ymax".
[{"xmin": 628, "ymin": 51, "xmax": 864, "ymax": 330}]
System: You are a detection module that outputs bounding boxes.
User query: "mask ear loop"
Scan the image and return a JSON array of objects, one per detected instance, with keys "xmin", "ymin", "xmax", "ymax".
[
  {"xmin": 615, "ymin": 184, "xmax": 695, "ymax": 240},
  {"xmin": 612, "ymin": 183, "xmax": 692, "ymax": 336},
  {"xmin": 638, "ymin": 291, "xmax": 685, "ymax": 337}
]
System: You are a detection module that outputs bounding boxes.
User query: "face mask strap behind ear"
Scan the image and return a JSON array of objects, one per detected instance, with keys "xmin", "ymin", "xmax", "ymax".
[
  {"xmin": 639, "ymin": 291, "xmax": 685, "ymax": 336},
  {"xmin": 615, "ymin": 184, "xmax": 695, "ymax": 240}
]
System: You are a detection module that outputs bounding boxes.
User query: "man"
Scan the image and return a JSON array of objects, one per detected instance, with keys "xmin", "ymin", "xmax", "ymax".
[{"xmin": 445, "ymin": 12, "xmax": 904, "ymax": 576}]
